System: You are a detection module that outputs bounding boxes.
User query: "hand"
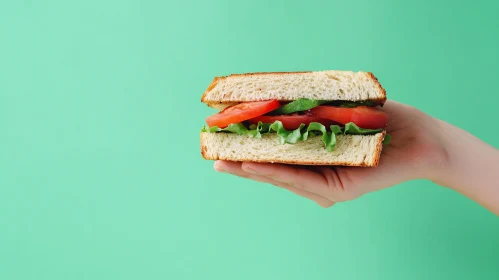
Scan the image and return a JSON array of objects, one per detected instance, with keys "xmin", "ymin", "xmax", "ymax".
[
  {"xmin": 213, "ymin": 100, "xmax": 450, "ymax": 207},
  {"xmin": 214, "ymin": 100, "xmax": 499, "ymax": 214}
]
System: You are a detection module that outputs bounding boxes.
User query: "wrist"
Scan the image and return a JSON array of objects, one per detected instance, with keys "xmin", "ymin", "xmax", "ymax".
[
  {"xmin": 432, "ymin": 120, "xmax": 499, "ymax": 214},
  {"xmin": 428, "ymin": 119, "xmax": 461, "ymax": 187},
  {"xmin": 412, "ymin": 117, "xmax": 455, "ymax": 185}
]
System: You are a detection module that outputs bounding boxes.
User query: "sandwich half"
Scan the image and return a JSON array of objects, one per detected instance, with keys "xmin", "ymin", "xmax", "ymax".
[{"xmin": 200, "ymin": 70, "xmax": 390, "ymax": 167}]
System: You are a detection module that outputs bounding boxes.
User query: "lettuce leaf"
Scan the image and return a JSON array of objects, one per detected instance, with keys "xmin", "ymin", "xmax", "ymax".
[
  {"xmin": 343, "ymin": 122, "xmax": 384, "ymax": 135},
  {"xmin": 202, "ymin": 121, "xmax": 390, "ymax": 152},
  {"xmin": 203, "ymin": 123, "xmax": 267, "ymax": 138}
]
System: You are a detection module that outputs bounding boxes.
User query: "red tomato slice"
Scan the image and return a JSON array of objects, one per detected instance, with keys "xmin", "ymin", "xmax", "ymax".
[
  {"xmin": 308, "ymin": 106, "xmax": 388, "ymax": 129},
  {"xmin": 247, "ymin": 115, "xmax": 339, "ymax": 130},
  {"xmin": 206, "ymin": 100, "xmax": 280, "ymax": 128}
]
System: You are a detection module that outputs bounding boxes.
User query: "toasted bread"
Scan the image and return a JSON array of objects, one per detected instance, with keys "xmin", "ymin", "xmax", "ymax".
[
  {"xmin": 201, "ymin": 70, "xmax": 386, "ymax": 110},
  {"xmin": 200, "ymin": 131, "xmax": 386, "ymax": 167}
]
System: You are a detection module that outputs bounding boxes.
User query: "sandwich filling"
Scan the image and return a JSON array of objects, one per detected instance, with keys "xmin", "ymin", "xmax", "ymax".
[{"xmin": 202, "ymin": 99, "xmax": 390, "ymax": 152}]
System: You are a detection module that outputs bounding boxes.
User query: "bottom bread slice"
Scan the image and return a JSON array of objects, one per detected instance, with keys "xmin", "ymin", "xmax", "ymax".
[{"xmin": 200, "ymin": 131, "xmax": 386, "ymax": 167}]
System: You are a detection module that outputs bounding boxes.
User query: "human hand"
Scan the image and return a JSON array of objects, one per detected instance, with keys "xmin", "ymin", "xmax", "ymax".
[
  {"xmin": 213, "ymin": 100, "xmax": 450, "ymax": 207},
  {"xmin": 214, "ymin": 99, "xmax": 499, "ymax": 214}
]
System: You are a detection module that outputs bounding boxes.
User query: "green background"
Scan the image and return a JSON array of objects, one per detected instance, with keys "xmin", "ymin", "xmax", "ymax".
[{"xmin": 1, "ymin": 0, "xmax": 498, "ymax": 279}]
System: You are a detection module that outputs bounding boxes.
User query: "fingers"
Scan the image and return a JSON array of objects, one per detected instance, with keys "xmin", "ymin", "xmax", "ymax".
[
  {"xmin": 238, "ymin": 162, "xmax": 370, "ymax": 202},
  {"xmin": 218, "ymin": 161, "xmax": 396, "ymax": 203},
  {"xmin": 239, "ymin": 162, "xmax": 351, "ymax": 201},
  {"xmin": 214, "ymin": 161, "xmax": 334, "ymax": 208},
  {"xmin": 239, "ymin": 162, "xmax": 328, "ymax": 194},
  {"xmin": 285, "ymin": 188, "xmax": 335, "ymax": 208}
]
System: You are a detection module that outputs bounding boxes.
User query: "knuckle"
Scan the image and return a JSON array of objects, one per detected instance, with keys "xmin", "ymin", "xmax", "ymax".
[{"xmin": 322, "ymin": 169, "xmax": 361, "ymax": 202}]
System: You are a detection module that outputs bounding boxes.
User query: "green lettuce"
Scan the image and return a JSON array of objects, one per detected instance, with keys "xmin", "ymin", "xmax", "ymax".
[
  {"xmin": 201, "ymin": 121, "xmax": 390, "ymax": 152},
  {"xmin": 343, "ymin": 122, "xmax": 383, "ymax": 134}
]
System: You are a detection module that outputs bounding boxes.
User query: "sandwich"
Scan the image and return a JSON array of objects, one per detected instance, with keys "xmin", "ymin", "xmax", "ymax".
[{"xmin": 200, "ymin": 70, "xmax": 391, "ymax": 167}]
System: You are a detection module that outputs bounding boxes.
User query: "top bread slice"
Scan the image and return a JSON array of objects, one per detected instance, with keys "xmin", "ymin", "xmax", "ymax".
[{"xmin": 201, "ymin": 70, "xmax": 386, "ymax": 110}]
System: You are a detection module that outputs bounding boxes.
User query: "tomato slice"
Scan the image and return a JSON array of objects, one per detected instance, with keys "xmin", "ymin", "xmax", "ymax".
[
  {"xmin": 206, "ymin": 100, "xmax": 280, "ymax": 128},
  {"xmin": 308, "ymin": 106, "xmax": 388, "ymax": 129},
  {"xmin": 247, "ymin": 115, "xmax": 339, "ymax": 130}
]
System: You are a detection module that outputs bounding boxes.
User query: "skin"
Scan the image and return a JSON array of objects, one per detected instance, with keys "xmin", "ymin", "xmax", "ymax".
[{"xmin": 213, "ymin": 100, "xmax": 499, "ymax": 215}]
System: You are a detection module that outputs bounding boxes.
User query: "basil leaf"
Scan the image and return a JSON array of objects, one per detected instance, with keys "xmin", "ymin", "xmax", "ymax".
[
  {"xmin": 383, "ymin": 134, "xmax": 392, "ymax": 145},
  {"xmin": 271, "ymin": 98, "xmax": 328, "ymax": 115},
  {"xmin": 338, "ymin": 101, "xmax": 376, "ymax": 108}
]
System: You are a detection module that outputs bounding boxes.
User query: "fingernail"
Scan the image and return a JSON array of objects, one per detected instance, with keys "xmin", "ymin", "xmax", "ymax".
[
  {"xmin": 242, "ymin": 165, "xmax": 257, "ymax": 174},
  {"xmin": 214, "ymin": 162, "xmax": 227, "ymax": 173},
  {"xmin": 215, "ymin": 167, "xmax": 227, "ymax": 173}
]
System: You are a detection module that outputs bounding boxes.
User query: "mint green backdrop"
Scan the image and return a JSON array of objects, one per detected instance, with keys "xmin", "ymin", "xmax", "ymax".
[{"xmin": 1, "ymin": 1, "xmax": 498, "ymax": 279}]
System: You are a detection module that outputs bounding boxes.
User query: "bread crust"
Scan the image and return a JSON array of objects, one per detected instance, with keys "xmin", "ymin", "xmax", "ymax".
[
  {"xmin": 200, "ymin": 70, "xmax": 388, "ymax": 167},
  {"xmin": 366, "ymin": 72, "xmax": 387, "ymax": 105},
  {"xmin": 371, "ymin": 130, "xmax": 386, "ymax": 167},
  {"xmin": 201, "ymin": 70, "xmax": 387, "ymax": 109},
  {"xmin": 200, "ymin": 131, "xmax": 386, "ymax": 167},
  {"xmin": 200, "ymin": 71, "xmax": 311, "ymax": 103}
]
